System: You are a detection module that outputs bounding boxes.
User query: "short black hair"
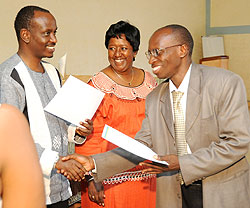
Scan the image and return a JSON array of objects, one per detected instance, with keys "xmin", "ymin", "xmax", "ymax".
[
  {"xmin": 14, "ymin": 5, "xmax": 50, "ymax": 40},
  {"xmin": 105, "ymin": 20, "xmax": 140, "ymax": 52},
  {"xmin": 164, "ymin": 24, "xmax": 194, "ymax": 56}
]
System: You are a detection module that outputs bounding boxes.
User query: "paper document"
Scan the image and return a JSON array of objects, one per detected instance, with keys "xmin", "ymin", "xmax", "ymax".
[
  {"xmin": 44, "ymin": 75, "xmax": 105, "ymax": 127},
  {"xmin": 102, "ymin": 125, "xmax": 168, "ymax": 165},
  {"xmin": 202, "ymin": 36, "xmax": 225, "ymax": 58}
]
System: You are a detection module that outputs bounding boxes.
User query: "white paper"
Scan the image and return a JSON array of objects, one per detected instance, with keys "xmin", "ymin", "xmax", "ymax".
[
  {"xmin": 202, "ymin": 36, "xmax": 225, "ymax": 58},
  {"xmin": 102, "ymin": 125, "xmax": 168, "ymax": 165},
  {"xmin": 58, "ymin": 53, "xmax": 67, "ymax": 78},
  {"xmin": 44, "ymin": 75, "xmax": 105, "ymax": 127}
]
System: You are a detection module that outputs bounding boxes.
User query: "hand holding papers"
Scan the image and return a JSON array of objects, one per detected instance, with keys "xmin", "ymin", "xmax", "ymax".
[
  {"xmin": 102, "ymin": 125, "xmax": 168, "ymax": 165},
  {"xmin": 44, "ymin": 75, "xmax": 105, "ymax": 127}
]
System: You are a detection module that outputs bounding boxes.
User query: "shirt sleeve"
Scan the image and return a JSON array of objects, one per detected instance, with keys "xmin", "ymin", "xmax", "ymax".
[{"xmin": 67, "ymin": 124, "xmax": 86, "ymax": 144}]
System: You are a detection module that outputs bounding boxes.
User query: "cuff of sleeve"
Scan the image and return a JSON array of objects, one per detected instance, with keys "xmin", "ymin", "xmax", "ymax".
[
  {"xmin": 40, "ymin": 149, "xmax": 59, "ymax": 176},
  {"xmin": 68, "ymin": 124, "xmax": 77, "ymax": 142},
  {"xmin": 68, "ymin": 124, "xmax": 87, "ymax": 144},
  {"xmin": 74, "ymin": 135, "xmax": 87, "ymax": 144},
  {"xmin": 91, "ymin": 158, "xmax": 97, "ymax": 173}
]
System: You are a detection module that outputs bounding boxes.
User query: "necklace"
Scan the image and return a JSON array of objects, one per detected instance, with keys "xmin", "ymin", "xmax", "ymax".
[{"xmin": 111, "ymin": 67, "xmax": 134, "ymax": 86}]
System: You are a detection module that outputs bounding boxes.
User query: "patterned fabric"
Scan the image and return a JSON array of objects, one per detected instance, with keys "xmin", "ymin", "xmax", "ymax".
[
  {"xmin": 91, "ymin": 71, "xmax": 157, "ymax": 100},
  {"xmin": 75, "ymin": 69, "xmax": 157, "ymax": 208},
  {"xmin": 103, "ymin": 170, "xmax": 156, "ymax": 185},
  {"xmin": 172, "ymin": 91, "xmax": 187, "ymax": 156}
]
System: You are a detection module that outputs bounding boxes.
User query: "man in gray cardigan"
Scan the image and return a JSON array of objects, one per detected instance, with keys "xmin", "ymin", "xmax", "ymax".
[{"xmin": 62, "ymin": 24, "xmax": 250, "ymax": 208}]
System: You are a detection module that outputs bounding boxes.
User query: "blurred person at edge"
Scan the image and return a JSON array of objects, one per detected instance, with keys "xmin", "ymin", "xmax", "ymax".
[{"xmin": 0, "ymin": 104, "xmax": 45, "ymax": 208}]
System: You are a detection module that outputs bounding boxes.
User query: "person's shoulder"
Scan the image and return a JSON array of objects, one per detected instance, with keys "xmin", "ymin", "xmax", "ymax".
[
  {"xmin": 194, "ymin": 63, "xmax": 232, "ymax": 75},
  {"xmin": 0, "ymin": 104, "xmax": 30, "ymax": 149},
  {"xmin": 193, "ymin": 63, "xmax": 244, "ymax": 90},
  {"xmin": 90, "ymin": 70, "xmax": 113, "ymax": 88},
  {"xmin": 0, "ymin": 103, "xmax": 18, "ymax": 113},
  {"xmin": 0, "ymin": 104, "xmax": 25, "ymax": 121},
  {"xmin": 0, "ymin": 54, "xmax": 20, "ymax": 68},
  {"xmin": 146, "ymin": 79, "xmax": 168, "ymax": 99},
  {"xmin": 142, "ymin": 69, "xmax": 158, "ymax": 87},
  {"xmin": 143, "ymin": 69, "xmax": 153, "ymax": 78},
  {"xmin": 193, "ymin": 63, "xmax": 239, "ymax": 81},
  {"xmin": 0, "ymin": 54, "xmax": 21, "ymax": 76}
]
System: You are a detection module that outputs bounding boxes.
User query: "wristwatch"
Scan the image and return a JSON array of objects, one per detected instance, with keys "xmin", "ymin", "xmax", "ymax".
[{"xmin": 85, "ymin": 174, "xmax": 94, "ymax": 183}]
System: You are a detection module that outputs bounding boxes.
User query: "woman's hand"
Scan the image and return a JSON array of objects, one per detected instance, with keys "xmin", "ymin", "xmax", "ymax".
[{"xmin": 88, "ymin": 181, "xmax": 105, "ymax": 207}]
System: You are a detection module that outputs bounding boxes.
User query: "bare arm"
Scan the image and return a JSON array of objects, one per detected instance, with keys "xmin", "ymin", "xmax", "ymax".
[{"xmin": 0, "ymin": 104, "xmax": 45, "ymax": 208}]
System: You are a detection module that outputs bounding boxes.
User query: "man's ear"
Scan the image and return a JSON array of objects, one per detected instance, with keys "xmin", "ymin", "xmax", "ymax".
[
  {"xmin": 179, "ymin": 44, "xmax": 189, "ymax": 58},
  {"xmin": 20, "ymin": 28, "xmax": 30, "ymax": 43}
]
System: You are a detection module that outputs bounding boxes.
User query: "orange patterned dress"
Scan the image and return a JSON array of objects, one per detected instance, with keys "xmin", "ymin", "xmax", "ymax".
[{"xmin": 75, "ymin": 70, "xmax": 157, "ymax": 208}]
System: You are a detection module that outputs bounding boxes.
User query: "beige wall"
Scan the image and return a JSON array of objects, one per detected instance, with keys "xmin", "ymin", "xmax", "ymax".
[
  {"xmin": 0, "ymin": 0, "xmax": 205, "ymax": 76},
  {"xmin": 210, "ymin": 0, "xmax": 250, "ymax": 99},
  {"xmin": 224, "ymin": 34, "xmax": 250, "ymax": 100},
  {"xmin": 211, "ymin": 0, "xmax": 250, "ymax": 27}
]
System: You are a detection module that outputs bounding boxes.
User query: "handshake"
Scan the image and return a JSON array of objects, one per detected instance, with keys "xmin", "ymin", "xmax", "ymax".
[
  {"xmin": 55, "ymin": 152, "xmax": 178, "ymax": 182},
  {"xmin": 55, "ymin": 153, "xmax": 95, "ymax": 181}
]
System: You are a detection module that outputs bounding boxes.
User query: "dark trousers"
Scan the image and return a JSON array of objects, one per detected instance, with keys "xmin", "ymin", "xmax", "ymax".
[
  {"xmin": 181, "ymin": 181, "xmax": 203, "ymax": 208},
  {"xmin": 47, "ymin": 200, "xmax": 68, "ymax": 208}
]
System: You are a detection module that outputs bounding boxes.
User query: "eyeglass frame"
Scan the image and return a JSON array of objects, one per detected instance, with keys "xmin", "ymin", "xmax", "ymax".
[{"xmin": 145, "ymin": 43, "xmax": 184, "ymax": 60}]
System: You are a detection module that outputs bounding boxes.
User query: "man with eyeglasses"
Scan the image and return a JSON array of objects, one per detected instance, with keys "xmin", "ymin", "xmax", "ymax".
[{"xmin": 61, "ymin": 24, "xmax": 250, "ymax": 208}]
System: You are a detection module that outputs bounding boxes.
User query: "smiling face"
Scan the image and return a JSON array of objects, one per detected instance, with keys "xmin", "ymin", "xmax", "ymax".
[
  {"xmin": 28, "ymin": 11, "xmax": 57, "ymax": 59},
  {"xmin": 108, "ymin": 34, "xmax": 137, "ymax": 73},
  {"xmin": 148, "ymin": 28, "xmax": 184, "ymax": 80}
]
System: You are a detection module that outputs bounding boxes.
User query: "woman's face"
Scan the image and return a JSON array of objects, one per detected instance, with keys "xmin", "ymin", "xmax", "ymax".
[{"xmin": 108, "ymin": 34, "xmax": 137, "ymax": 73}]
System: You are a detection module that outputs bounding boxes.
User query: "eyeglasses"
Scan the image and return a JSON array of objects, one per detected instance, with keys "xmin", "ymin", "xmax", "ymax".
[{"xmin": 145, "ymin": 44, "xmax": 183, "ymax": 60}]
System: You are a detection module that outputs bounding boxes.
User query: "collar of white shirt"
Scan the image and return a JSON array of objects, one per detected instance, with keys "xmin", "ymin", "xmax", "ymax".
[{"xmin": 169, "ymin": 63, "xmax": 192, "ymax": 118}]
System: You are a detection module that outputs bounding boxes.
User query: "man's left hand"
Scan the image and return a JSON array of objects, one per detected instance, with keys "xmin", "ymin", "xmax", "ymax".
[{"xmin": 139, "ymin": 154, "xmax": 180, "ymax": 174}]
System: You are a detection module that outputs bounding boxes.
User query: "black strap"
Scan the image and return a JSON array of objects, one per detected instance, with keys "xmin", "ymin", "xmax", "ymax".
[
  {"xmin": 10, "ymin": 69, "xmax": 29, "ymax": 122},
  {"xmin": 55, "ymin": 68, "xmax": 62, "ymax": 86}
]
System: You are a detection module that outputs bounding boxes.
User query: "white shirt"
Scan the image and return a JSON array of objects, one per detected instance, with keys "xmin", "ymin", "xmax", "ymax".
[{"xmin": 169, "ymin": 64, "xmax": 192, "ymax": 153}]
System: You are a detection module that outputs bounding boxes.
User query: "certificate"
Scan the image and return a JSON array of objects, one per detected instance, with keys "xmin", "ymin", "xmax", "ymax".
[
  {"xmin": 44, "ymin": 75, "xmax": 105, "ymax": 127},
  {"xmin": 102, "ymin": 124, "xmax": 168, "ymax": 165}
]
